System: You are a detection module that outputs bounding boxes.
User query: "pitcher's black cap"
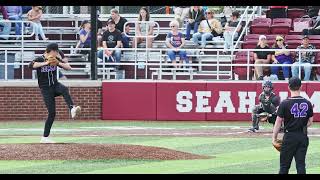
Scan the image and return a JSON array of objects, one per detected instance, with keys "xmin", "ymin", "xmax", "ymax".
[{"xmin": 46, "ymin": 43, "xmax": 59, "ymax": 52}]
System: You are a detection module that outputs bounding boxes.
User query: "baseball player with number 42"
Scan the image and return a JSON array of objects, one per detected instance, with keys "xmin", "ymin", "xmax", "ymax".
[{"xmin": 29, "ymin": 43, "xmax": 81, "ymax": 143}]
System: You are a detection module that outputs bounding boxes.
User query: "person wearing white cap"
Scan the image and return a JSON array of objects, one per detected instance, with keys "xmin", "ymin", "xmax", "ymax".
[{"xmin": 253, "ymin": 35, "xmax": 273, "ymax": 80}]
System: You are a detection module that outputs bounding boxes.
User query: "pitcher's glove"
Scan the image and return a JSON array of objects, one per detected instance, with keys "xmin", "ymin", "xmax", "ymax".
[
  {"xmin": 272, "ymin": 139, "xmax": 282, "ymax": 152},
  {"xmin": 46, "ymin": 55, "xmax": 60, "ymax": 66}
]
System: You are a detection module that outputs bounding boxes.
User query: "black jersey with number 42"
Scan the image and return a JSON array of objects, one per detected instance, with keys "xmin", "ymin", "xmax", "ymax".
[{"xmin": 277, "ymin": 96, "xmax": 313, "ymax": 133}]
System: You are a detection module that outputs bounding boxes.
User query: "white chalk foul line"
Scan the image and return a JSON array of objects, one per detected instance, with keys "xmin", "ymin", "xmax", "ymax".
[
  {"xmin": 222, "ymin": 131, "xmax": 247, "ymax": 135},
  {"xmin": 0, "ymin": 128, "xmax": 86, "ymax": 132},
  {"xmin": 79, "ymin": 126, "xmax": 175, "ymax": 130},
  {"xmin": 0, "ymin": 126, "xmax": 175, "ymax": 132}
]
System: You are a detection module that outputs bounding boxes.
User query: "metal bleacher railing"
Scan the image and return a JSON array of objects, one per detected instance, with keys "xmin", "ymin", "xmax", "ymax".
[
  {"xmin": 2, "ymin": 46, "xmax": 319, "ymax": 81},
  {"xmin": 0, "ymin": 20, "xmax": 36, "ymax": 80},
  {"xmin": 93, "ymin": 48, "xmax": 320, "ymax": 81},
  {"xmin": 232, "ymin": 6, "xmax": 258, "ymax": 52}
]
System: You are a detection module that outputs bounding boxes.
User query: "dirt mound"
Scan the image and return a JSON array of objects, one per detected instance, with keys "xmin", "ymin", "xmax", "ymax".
[{"xmin": 0, "ymin": 143, "xmax": 211, "ymax": 160}]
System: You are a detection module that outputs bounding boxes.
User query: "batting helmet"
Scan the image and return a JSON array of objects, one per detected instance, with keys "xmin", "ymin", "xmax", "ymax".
[{"xmin": 262, "ymin": 80, "xmax": 273, "ymax": 95}]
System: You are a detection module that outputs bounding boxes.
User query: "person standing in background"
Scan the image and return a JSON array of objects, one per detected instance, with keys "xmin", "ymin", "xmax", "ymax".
[{"xmin": 174, "ymin": 6, "xmax": 190, "ymax": 28}]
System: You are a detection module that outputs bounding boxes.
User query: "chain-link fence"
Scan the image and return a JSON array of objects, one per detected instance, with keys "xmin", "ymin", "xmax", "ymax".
[
  {"xmin": 41, "ymin": 6, "xmax": 171, "ymax": 14},
  {"xmin": 42, "ymin": 6, "xmax": 85, "ymax": 14},
  {"xmin": 41, "ymin": 6, "xmax": 272, "ymax": 15},
  {"xmin": 117, "ymin": 6, "xmax": 167, "ymax": 14}
]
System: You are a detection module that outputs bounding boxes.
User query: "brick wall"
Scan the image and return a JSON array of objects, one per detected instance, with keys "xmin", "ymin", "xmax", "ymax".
[{"xmin": 0, "ymin": 81, "xmax": 102, "ymax": 121}]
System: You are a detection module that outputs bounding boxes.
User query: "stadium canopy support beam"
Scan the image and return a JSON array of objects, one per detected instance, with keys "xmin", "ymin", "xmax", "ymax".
[{"xmin": 90, "ymin": 6, "xmax": 97, "ymax": 80}]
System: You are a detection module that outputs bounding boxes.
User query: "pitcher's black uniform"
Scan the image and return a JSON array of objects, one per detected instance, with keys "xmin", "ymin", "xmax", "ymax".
[
  {"xmin": 29, "ymin": 43, "xmax": 80, "ymax": 140},
  {"xmin": 277, "ymin": 95, "xmax": 313, "ymax": 174}
]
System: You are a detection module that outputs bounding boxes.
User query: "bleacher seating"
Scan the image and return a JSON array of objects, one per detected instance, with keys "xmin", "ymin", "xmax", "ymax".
[
  {"xmin": 316, "ymin": 52, "xmax": 320, "ymax": 76},
  {"xmin": 270, "ymin": 18, "xmax": 292, "ymax": 35},
  {"xmin": 232, "ymin": 51, "xmax": 254, "ymax": 80},
  {"xmin": 291, "ymin": 17, "xmax": 313, "ymax": 30},
  {"xmin": 287, "ymin": 8, "xmax": 306, "ymax": 20},
  {"xmin": 1, "ymin": 6, "xmax": 319, "ymax": 81},
  {"xmin": 250, "ymin": 18, "xmax": 272, "ymax": 34}
]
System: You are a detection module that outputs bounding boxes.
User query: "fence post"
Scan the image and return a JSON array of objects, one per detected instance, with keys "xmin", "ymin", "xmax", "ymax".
[
  {"xmin": 90, "ymin": 6, "xmax": 97, "ymax": 80},
  {"xmin": 63, "ymin": 6, "xmax": 68, "ymax": 14}
]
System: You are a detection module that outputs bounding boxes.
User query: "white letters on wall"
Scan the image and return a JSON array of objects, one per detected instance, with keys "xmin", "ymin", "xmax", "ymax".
[
  {"xmin": 196, "ymin": 91, "xmax": 212, "ymax": 113},
  {"xmin": 214, "ymin": 91, "xmax": 235, "ymax": 113},
  {"xmin": 176, "ymin": 91, "xmax": 193, "ymax": 112},
  {"xmin": 300, "ymin": 91, "xmax": 320, "ymax": 113},
  {"xmin": 175, "ymin": 90, "xmax": 320, "ymax": 113},
  {"xmin": 238, "ymin": 92, "xmax": 256, "ymax": 113}
]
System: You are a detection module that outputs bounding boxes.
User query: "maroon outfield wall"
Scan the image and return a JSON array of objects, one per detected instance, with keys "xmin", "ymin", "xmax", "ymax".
[
  {"xmin": 102, "ymin": 81, "xmax": 320, "ymax": 121},
  {"xmin": 0, "ymin": 80, "xmax": 319, "ymax": 121}
]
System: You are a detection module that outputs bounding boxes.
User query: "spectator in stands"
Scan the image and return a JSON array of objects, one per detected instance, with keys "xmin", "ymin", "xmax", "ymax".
[
  {"xmin": 96, "ymin": 13, "xmax": 104, "ymax": 51},
  {"xmin": 185, "ymin": 6, "xmax": 205, "ymax": 40},
  {"xmin": 291, "ymin": 35, "xmax": 316, "ymax": 81},
  {"xmin": 174, "ymin": 6, "xmax": 190, "ymax": 28},
  {"xmin": 78, "ymin": 20, "xmax": 91, "ymax": 49},
  {"xmin": 5, "ymin": 6, "xmax": 22, "ymax": 38},
  {"xmin": 307, "ymin": 6, "xmax": 320, "ymax": 18},
  {"xmin": 302, "ymin": 9, "xmax": 320, "ymax": 35},
  {"xmin": 109, "ymin": 8, "xmax": 131, "ymax": 48},
  {"xmin": 270, "ymin": 35, "xmax": 293, "ymax": 80},
  {"xmin": 0, "ymin": 6, "xmax": 11, "ymax": 41},
  {"xmin": 253, "ymin": 35, "xmax": 273, "ymax": 80},
  {"xmin": 192, "ymin": 9, "xmax": 222, "ymax": 49},
  {"xmin": 165, "ymin": 20, "xmax": 188, "ymax": 68},
  {"xmin": 132, "ymin": 7, "xmax": 154, "ymax": 48},
  {"xmin": 223, "ymin": 11, "xmax": 242, "ymax": 54},
  {"xmin": 27, "ymin": 6, "xmax": 48, "ymax": 41},
  {"xmin": 223, "ymin": 6, "xmax": 233, "ymax": 22},
  {"xmin": 202, "ymin": 6, "xmax": 208, "ymax": 14},
  {"xmin": 22, "ymin": 6, "xmax": 32, "ymax": 14},
  {"xmin": 97, "ymin": 19, "xmax": 122, "ymax": 70},
  {"xmin": 269, "ymin": 6, "xmax": 288, "ymax": 19}
]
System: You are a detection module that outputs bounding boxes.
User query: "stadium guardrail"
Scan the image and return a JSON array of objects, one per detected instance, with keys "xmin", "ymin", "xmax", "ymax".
[{"xmin": 1, "ymin": 47, "xmax": 320, "ymax": 81}]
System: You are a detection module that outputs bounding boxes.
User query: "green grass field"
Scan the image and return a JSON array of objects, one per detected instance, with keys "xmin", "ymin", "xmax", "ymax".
[{"xmin": 0, "ymin": 120, "xmax": 319, "ymax": 174}]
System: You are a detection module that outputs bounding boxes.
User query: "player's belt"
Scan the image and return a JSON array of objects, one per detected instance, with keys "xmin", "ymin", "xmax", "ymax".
[{"xmin": 285, "ymin": 129, "xmax": 304, "ymax": 133}]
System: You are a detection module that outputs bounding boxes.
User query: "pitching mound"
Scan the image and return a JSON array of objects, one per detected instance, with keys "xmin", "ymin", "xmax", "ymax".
[{"xmin": 0, "ymin": 143, "xmax": 211, "ymax": 160}]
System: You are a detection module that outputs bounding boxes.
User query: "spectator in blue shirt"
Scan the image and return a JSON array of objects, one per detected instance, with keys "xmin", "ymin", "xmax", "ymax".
[
  {"xmin": 77, "ymin": 20, "xmax": 91, "ymax": 55},
  {"xmin": 5, "ymin": 6, "xmax": 23, "ymax": 37},
  {"xmin": 166, "ymin": 20, "xmax": 188, "ymax": 68}
]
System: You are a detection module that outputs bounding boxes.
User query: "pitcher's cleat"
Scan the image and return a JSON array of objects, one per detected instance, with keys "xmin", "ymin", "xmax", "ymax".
[
  {"xmin": 71, "ymin": 106, "xmax": 81, "ymax": 119},
  {"xmin": 40, "ymin": 137, "xmax": 55, "ymax": 143}
]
